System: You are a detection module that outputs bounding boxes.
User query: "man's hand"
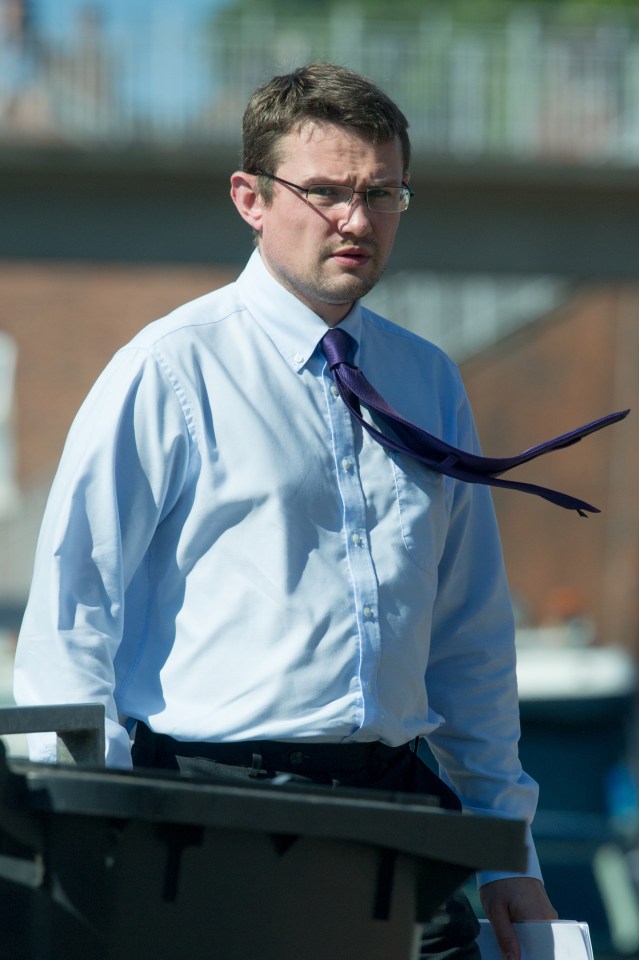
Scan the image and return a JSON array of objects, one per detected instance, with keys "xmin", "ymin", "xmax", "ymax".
[{"xmin": 479, "ymin": 877, "xmax": 558, "ymax": 960}]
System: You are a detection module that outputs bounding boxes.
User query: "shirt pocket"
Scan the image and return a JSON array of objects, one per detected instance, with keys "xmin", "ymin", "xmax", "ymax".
[{"xmin": 390, "ymin": 453, "xmax": 448, "ymax": 575}]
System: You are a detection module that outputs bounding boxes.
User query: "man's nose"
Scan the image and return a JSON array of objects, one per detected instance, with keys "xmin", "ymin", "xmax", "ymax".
[{"xmin": 336, "ymin": 195, "xmax": 373, "ymax": 234}]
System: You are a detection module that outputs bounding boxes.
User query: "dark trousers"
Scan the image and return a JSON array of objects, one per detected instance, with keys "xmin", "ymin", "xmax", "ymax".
[{"xmin": 132, "ymin": 724, "xmax": 481, "ymax": 960}]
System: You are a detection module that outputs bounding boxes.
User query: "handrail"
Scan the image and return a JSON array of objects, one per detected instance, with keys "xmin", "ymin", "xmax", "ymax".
[
  {"xmin": 2, "ymin": 8, "xmax": 639, "ymax": 165},
  {"xmin": 0, "ymin": 704, "xmax": 105, "ymax": 766}
]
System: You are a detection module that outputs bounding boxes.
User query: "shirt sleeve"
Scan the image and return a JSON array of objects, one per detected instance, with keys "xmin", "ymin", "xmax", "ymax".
[
  {"xmin": 425, "ymin": 382, "xmax": 542, "ymax": 886},
  {"xmin": 13, "ymin": 346, "xmax": 193, "ymax": 768}
]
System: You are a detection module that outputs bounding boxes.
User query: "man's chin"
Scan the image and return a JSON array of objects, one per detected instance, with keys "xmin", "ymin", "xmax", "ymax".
[{"xmin": 321, "ymin": 274, "xmax": 379, "ymax": 305}]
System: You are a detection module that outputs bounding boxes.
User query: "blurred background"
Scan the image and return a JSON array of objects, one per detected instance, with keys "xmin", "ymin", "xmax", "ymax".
[{"xmin": 1, "ymin": 0, "xmax": 639, "ymax": 954}]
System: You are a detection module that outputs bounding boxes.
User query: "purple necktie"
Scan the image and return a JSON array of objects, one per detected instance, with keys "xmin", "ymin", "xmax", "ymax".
[{"xmin": 322, "ymin": 327, "xmax": 629, "ymax": 516}]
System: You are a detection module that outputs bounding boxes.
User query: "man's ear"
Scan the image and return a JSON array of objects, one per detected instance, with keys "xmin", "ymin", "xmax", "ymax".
[{"xmin": 230, "ymin": 172, "xmax": 264, "ymax": 234}]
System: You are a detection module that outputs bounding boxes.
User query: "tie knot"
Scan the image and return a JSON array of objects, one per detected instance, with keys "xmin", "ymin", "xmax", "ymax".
[{"xmin": 321, "ymin": 327, "xmax": 356, "ymax": 369}]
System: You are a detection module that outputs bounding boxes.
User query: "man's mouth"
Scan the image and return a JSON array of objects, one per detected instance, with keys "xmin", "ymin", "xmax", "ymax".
[{"xmin": 331, "ymin": 247, "xmax": 372, "ymax": 265}]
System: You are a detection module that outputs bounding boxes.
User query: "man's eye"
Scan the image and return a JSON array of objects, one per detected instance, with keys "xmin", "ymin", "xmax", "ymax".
[
  {"xmin": 308, "ymin": 185, "xmax": 342, "ymax": 199},
  {"xmin": 367, "ymin": 188, "xmax": 394, "ymax": 200}
]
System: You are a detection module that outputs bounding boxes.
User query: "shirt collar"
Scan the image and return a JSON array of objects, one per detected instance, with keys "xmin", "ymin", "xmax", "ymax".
[{"xmin": 236, "ymin": 249, "xmax": 363, "ymax": 372}]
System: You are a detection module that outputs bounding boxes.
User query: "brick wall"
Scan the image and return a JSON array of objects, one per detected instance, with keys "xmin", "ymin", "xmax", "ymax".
[
  {"xmin": 1, "ymin": 261, "xmax": 637, "ymax": 648},
  {"xmin": 462, "ymin": 286, "xmax": 639, "ymax": 649},
  {"xmin": 0, "ymin": 261, "xmax": 238, "ymax": 483}
]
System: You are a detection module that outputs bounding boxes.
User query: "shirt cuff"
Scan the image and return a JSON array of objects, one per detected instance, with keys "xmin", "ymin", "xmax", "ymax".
[{"xmin": 476, "ymin": 823, "xmax": 543, "ymax": 887}]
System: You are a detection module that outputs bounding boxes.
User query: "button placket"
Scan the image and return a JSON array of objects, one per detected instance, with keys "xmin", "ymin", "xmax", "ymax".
[{"xmin": 323, "ymin": 359, "xmax": 382, "ymax": 726}]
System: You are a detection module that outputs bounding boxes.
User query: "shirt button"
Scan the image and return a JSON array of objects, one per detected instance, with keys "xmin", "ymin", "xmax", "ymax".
[
  {"xmin": 294, "ymin": 353, "xmax": 304, "ymax": 364},
  {"xmin": 331, "ymin": 385, "xmax": 340, "ymax": 398},
  {"xmin": 342, "ymin": 458, "xmax": 352, "ymax": 472},
  {"xmin": 363, "ymin": 606, "xmax": 374, "ymax": 619},
  {"xmin": 351, "ymin": 533, "xmax": 361, "ymax": 545}
]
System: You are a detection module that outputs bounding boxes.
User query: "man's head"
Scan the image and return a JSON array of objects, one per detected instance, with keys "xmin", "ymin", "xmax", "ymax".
[
  {"xmin": 231, "ymin": 64, "xmax": 411, "ymax": 325},
  {"xmin": 241, "ymin": 62, "xmax": 411, "ymax": 203}
]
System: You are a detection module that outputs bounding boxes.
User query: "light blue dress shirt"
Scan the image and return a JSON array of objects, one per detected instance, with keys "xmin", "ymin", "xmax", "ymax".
[{"xmin": 14, "ymin": 249, "xmax": 540, "ymax": 883}]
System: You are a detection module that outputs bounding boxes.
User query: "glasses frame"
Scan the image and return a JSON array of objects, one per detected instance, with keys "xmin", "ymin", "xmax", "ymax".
[{"xmin": 255, "ymin": 170, "xmax": 414, "ymax": 213}]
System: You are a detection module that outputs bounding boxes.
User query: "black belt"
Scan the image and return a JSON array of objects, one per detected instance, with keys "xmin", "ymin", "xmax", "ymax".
[
  {"xmin": 133, "ymin": 722, "xmax": 411, "ymax": 775},
  {"xmin": 132, "ymin": 723, "xmax": 462, "ymax": 810}
]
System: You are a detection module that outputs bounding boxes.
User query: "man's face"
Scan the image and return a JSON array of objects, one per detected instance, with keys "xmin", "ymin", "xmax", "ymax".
[{"xmin": 250, "ymin": 123, "xmax": 406, "ymax": 325}]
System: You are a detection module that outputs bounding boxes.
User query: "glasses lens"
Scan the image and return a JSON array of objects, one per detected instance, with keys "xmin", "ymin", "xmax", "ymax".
[
  {"xmin": 367, "ymin": 187, "xmax": 410, "ymax": 213},
  {"xmin": 306, "ymin": 185, "xmax": 353, "ymax": 208},
  {"xmin": 306, "ymin": 184, "xmax": 411, "ymax": 212}
]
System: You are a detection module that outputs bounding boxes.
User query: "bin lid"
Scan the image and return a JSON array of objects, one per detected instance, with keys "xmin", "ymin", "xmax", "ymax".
[{"xmin": 7, "ymin": 757, "xmax": 527, "ymax": 874}]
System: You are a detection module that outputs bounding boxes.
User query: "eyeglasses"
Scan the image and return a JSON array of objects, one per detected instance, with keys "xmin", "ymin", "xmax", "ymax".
[{"xmin": 256, "ymin": 171, "xmax": 414, "ymax": 213}]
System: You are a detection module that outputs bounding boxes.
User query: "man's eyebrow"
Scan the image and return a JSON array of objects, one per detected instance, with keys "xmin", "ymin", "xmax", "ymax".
[{"xmin": 306, "ymin": 176, "xmax": 402, "ymax": 185}]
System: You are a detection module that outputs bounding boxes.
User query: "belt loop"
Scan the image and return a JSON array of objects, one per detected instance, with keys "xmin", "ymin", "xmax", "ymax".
[{"xmin": 248, "ymin": 753, "xmax": 264, "ymax": 778}]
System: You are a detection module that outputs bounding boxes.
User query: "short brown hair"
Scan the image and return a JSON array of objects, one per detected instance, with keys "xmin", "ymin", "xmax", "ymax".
[{"xmin": 241, "ymin": 63, "xmax": 410, "ymax": 200}]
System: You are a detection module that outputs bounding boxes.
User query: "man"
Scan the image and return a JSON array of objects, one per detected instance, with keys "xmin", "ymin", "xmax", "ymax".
[{"xmin": 15, "ymin": 64, "xmax": 557, "ymax": 958}]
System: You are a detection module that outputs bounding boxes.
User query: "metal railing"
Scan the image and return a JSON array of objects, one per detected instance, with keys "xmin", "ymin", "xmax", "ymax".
[{"xmin": 2, "ymin": 5, "xmax": 639, "ymax": 164}]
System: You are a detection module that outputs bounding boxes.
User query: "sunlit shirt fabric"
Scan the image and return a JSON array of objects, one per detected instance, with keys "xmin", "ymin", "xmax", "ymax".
[{"xmin": 14, "ymin": 249, "xmax": 540, "ymax": 884}]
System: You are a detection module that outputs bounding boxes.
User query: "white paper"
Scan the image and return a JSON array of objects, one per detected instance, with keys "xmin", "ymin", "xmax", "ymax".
[{"xmin": 477, "ymin": 920, "xmax": 594, "ymax": 960}]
